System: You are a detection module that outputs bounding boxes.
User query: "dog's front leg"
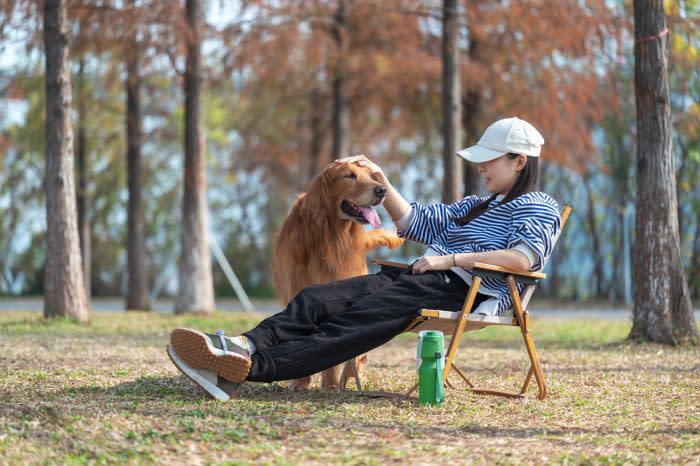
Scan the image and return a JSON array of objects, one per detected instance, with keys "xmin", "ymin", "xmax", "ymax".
[
  {"xmin": 288, "ymin": 376, "xmax": 312, "ymax": 391},
  {"xmin": 320, "ymin": 364, "xmax": 345, "ymax": 392},
  {"xmin": 362, "ymin": 228, "xmax": 405, "ymax": 251},
  {"xmin": 322, "ymin": 354, "xmax": 368, "ymax": 392}
]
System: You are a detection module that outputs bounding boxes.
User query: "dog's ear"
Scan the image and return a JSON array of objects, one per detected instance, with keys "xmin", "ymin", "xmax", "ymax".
[
  {"xmin": 290, "ymin": 165, "xmax": 338, "ymax": 263},
  {"xmin": 304, "ymin": 165, "xmax": 336, "ymax": 210}
]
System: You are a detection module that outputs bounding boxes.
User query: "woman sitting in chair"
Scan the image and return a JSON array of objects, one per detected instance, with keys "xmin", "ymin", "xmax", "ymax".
[{"xmin": 166, "ymin": 117, "xmax": 562, "ymax": 400}]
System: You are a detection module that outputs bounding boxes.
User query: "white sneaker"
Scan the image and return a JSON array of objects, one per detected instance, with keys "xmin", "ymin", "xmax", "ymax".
[
  {"xmin": 169, "ymin": 328, "xmax": 252, "ymax": 383},
  {"xmin": 166, "ymin": 344, "xmax": 243, "ymax": 401},
  {"xmin": 167, "ymin": 328, "xmax": 253, "ymax": 401}
]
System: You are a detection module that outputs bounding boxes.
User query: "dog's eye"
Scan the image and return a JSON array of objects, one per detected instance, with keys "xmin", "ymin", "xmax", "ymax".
[{"xmin": 345, "ymin": 172, "xmax": 357, "ymax": 179}]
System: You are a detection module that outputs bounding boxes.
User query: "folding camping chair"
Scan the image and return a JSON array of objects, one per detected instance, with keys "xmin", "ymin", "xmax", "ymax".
[{"xmin": 338, "ymin": 203, "xmax": 573, "ymax": 401}]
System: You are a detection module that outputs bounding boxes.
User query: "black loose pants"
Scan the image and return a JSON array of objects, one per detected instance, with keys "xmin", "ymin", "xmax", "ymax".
[{"xmin": 243, "ymin": 261, "xmax": 490, "ymax": 382}]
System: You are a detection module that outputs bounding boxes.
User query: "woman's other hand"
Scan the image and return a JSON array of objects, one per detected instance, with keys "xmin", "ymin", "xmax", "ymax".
[
  {"xmin": 411, "ymin": 255, "xmax": 454, "ymax": 274},
  {"xmin": 334, "ymin": 154, "xmax": 385, "ymax": 180}
]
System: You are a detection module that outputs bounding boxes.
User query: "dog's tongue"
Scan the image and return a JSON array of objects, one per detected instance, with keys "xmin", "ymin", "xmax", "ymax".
[{"xmin": 359, "ymin": 205, "xmax": 381, "ymax": 228}]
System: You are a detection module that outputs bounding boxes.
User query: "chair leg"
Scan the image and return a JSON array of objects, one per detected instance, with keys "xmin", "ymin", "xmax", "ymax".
[
  {"xmin": 339, "ymin": 360, "xmax": 352, "ymax": 391},
  {"xmin": 401, "ymin": 317, "xmax": 424, "ymax": 333},
  {"xmin": 406, "ymin": 376, "xmax": 457, "ymax": 397},
  {"xmin": 405, "ymin": 381, "xmax": 418, "ymax": 397},
  {"xmin": 507, "ymin": 276, "xmax": 547, "ymax": 400},
  {"xmin": 451, "ymin": 363, "xmax": 475, "ymax": 388},
  {"xmin": 339, "ymin": 359, "xmax": 420, "ymax": 401},
  {"xmin": 339, "ymin": 357, "xmax": 363, "ymax": 392},
  {"xmin": 443, "ymin": 276, "xmax": 483, "ymax": 382},
  {"xmin": 520, "ymin": 365, "xmax": 534, "ymax": 394},
  {"xmin": 446, "ymin": 341, "xmax": 544, "ymax": 399},
  {"xmin": 521, "ymin": 332, "xmax": 546, "ymax": 399},
  {"xmin": 429, "ymin": 276, "xmax": 547, "ymax": 401}
]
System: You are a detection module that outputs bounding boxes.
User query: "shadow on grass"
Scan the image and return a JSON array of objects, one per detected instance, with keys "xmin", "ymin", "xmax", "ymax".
[
  {"xmin": 7, "ymin": 375, "xmax": 696, "ymax": 442},
  {"xmin": 394, "ymin": 333, "xmax": 646, "ymax": 352},
  {"xmin": 54, "ymin": 375, "xmax": 413, "ymax": 408},
  {"xmin": 355, "ymin": 421, "xmax": 700, "ymax": 438},
  {"xmin": 456, "ymin": 423, "xmax": 700, "ymax": 437}
]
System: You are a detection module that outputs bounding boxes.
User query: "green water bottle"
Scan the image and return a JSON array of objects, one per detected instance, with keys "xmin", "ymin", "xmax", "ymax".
[{"xmin": 418, "ymin": 330, "xmax": 445, "ymax": 406}]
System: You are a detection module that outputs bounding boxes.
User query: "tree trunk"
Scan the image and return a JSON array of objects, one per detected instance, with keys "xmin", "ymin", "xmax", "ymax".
[
  {"xmin": 43, "ymin": 0, "xmax": 90, "ymax": 322},
  {"xmin": 630, "ymin": 0, "xmax": 697, "ymax": 345},
  {"xmin": 76, "ymin": 55, "xmax": 91, "ymax": 298},
  {"xmin": 125, "ymin": 24, "xmax": 150, "ymax": 311},
  {"xmin": 330, "ymin": 0, "xmax": 348, "ymax": 159},
  {"xmin": 308, "ymin": 85, "xmax": 323, "ymax": 184},
  {"xmin": 461, "ymin": 36, "xmax": 482, "ymax": 196},
  {"xmin": 175, "ymin": 0, "xmax": 215, "ymax": 314},
  {"xmin": 442, "ymin": 0, "xmax": 463, "ymax": 202}
]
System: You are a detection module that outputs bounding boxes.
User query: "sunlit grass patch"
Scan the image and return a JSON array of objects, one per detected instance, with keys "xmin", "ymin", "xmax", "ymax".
[{"xmin": 1, "ymin": 311, "xmax": 697, "ymax": 465}]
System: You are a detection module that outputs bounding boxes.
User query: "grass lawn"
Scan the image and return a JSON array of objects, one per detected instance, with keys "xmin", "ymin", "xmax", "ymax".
[{"xmin": 1, "ymin": 311, "xmax": 698, "ymax": 465}]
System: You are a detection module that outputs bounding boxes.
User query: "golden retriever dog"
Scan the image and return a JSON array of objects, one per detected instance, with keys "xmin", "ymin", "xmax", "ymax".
[{"xmin": 271, "ymin": 161, "xmax": 404, "ymax": 391}]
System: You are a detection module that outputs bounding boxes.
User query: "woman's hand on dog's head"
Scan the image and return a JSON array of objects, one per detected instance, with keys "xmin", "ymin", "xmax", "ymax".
[{"xmin": 334, "ymin": 154, "xmax": 384, "ymax": 179}]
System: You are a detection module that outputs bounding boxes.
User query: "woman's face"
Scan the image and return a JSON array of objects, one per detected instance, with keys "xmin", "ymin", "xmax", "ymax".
[{"xmin": 476, "ymin": 154, "xmax": 527, "ymax": 195}]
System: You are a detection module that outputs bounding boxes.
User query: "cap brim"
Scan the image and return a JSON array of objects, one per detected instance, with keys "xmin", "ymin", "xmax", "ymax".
[{"xmin": 456, "ymin": 145, "xmax": 507, "ymax": 163}]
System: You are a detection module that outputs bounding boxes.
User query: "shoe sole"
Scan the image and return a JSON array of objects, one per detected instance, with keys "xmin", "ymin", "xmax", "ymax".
[
  {"xmin": 170, "ymin": 328, "xmax": 251, "ymax": 383},
  {"xmin": 166, "ymin": 344, "xmax": 229, "ymax": 401}
]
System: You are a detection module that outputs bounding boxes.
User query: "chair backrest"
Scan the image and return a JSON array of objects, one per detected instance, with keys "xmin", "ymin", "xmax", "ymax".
[{"xmin": 517, "ymin": 203, "xmax": 573, "ymax": 310}]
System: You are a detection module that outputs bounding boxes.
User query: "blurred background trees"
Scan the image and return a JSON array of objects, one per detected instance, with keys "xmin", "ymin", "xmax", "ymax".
[{"xmin": 0, "ymin": 1, "xmax": 698, "ymax": 338}]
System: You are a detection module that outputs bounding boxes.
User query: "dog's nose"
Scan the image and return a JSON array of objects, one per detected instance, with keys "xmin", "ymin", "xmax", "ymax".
[{"xmin": 374, "ymin": 185, "xmax": 387, "ymax": 198}]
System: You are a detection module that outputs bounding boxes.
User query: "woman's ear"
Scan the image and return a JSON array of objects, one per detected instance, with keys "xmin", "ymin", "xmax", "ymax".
[{"xmin": 516, "ymin": 154, "xmax": 528, "ymax": 171}]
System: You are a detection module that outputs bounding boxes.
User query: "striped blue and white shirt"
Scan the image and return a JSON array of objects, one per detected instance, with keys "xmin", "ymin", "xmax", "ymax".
[
  {"xmin": 395, "ymin": 191, "xmax": 561, "ymax": 315},
  {"xmin": 395, "ymin": 193, "xmax": 537, "ymax": 316}
]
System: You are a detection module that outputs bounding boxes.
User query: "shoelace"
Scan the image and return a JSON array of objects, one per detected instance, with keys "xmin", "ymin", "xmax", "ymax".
[{"xmin": 215, "ymin": 329, "xmax": 228, "ymax": 353}]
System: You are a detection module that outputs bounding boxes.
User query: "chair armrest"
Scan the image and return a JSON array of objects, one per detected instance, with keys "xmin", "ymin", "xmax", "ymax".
[
  {"xmin": 472, "ymin": 262, "xmax": 547, "ymax": 281},
  {"xmin": 370, "ymin": 258, "xmax": 410, "ymax": 268}
]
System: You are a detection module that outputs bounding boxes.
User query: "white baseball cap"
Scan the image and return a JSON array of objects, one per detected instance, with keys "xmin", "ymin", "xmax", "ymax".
[{"xmin": 456, "ymin": 117, "xmax": 544, "ymax": 163}]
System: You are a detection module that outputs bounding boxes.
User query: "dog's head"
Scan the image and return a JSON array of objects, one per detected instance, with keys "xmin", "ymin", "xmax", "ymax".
[{"xmin": 306, "ymin": 161, "xmax": 387, "ymax": 228}]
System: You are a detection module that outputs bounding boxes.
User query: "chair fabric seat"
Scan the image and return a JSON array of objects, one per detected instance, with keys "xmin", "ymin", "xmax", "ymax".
[{"xmin": 411, "ymin": 308, "xmax": 518, "ymax": 333}]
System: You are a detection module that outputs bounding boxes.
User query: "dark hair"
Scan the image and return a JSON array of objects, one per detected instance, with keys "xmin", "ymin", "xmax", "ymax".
[{"xmin": 453, "ymin": 153, "xmax": 539, "ymax": 227}]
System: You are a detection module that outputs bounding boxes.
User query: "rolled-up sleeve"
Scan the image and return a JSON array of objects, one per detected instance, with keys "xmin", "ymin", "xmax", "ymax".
[
  {"xmin": 512, "ymin": 241, "xmax": 538, "ymax": 270},
  {"xmin": 505, "ymin": 202, "xmax": 561, "ymax": 271},
  {"xmin": 393, "ymin": 205, "xmax": 415, "ymax": 231},
  {"xmin": 396, "ymin": 196, "xmax": 479, "ymax": 245}
]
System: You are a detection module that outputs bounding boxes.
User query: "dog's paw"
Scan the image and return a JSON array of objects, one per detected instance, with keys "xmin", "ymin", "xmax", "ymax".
[
  {"xmin": 388, "ymin": 236, "xmax": 406, "ymax": 249},
  {"xmin": 287, "ymin": 380, "xmax": 311, "ymax": 391},
  {"xmin": 320, "ymin": 383, "xmax": 341, "ymax": 393},
  {"xmin": 366, "ymin": 228, "xmax": 405, "ymax": 250}
]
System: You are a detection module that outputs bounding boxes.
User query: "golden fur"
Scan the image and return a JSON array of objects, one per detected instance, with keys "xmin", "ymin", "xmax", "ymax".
[{"xmin": 271, "ymin": 161, "xmax": 404, "ymax": 390}]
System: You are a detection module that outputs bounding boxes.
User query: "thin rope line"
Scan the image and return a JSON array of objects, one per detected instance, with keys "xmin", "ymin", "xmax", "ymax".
[{"xmin": 635, "ymin": 27, "xmax": 668, "ymax": 44}]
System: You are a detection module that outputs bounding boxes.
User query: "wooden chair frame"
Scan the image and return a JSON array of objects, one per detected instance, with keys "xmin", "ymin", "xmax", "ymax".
[{"xmin": 338, "ymin": 203, "xmax": 573, "ymax": 401}]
